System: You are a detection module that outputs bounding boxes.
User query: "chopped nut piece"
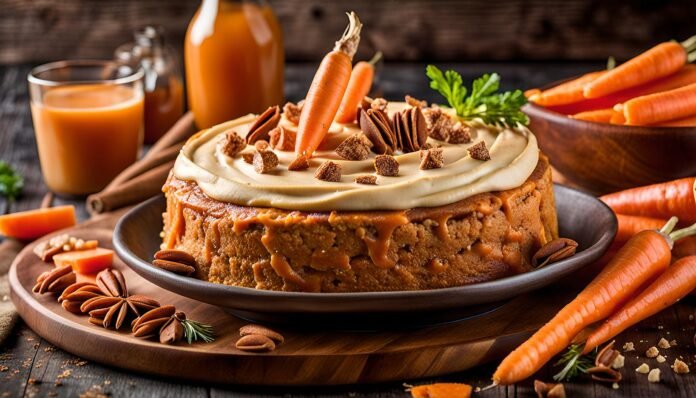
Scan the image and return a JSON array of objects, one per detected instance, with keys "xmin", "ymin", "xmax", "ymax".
[
  {"xmin": 33, "ymin": 234, "xmax": 98, "ymax": 262},
  {"xmin": 254, "ymin": 140, "xmax": 270, "ymax": 152},
  {"xmin": 658, "ymin": 338, "xmax": 671, "ymax": 349},
  {"xmin": 648, "ymin": 368, "xmax": 661, "ymax": 383},
  {"xmin": 612, "ymin": 382, "xmax": 619, "ymax": 389},
  {"xmin": 673, "ymin": 359, "xmax": 690, "ymax": 374},
  {"xmin": 612, "ymin": 354, "xmax": 625, "ymax": 369},
  {"xmin": 283, "ymin": 100, "xmax": 304, "ymax": 125},
  {"xmin": 646, "ymin": 346, "xmax": 659, "ymax": 358},
  {"xmin": 657, "ymin": 355, "xmax": 666, "ymax": 363},
  {"xmin": 253, "ymin": 150, "xmax": 278, "ymax": 174},
  {"xmin": 288, "ymin": 155, "xmax": 310, "ymax": 171},
  {"xmin": 468, "ymin": 141, "xmax": 491, "ymax": 161},
  {"xmin": 354, "ymin": 175, "xmax": 377, "ymax": 185},
  {"xmin": 242, "ymin": 153, "xmax": 254, "ymax": 164},
  {"xmin": 314, "ymin": 161, "xmax": 342, "ymax": 182},
  {"xmin": 636, "ymin": 363, "xmax": 650, "ymax": 374},
  {"xmin": 419, "ymin": 148, "xmax": 444, "ymax": 170},
  {"xmin": 246, "ymin": 105, "xmax": 281, "ymax": 144},
  {"xmin": 374, "ymin": 154, "xmax": 399, "ymax": 176},
  {"xmin": 371, "ymin": 97, "xmax": 388, "ymax": 112},
  {"xmin": 221, "ymin": 130, "xmax": 246, "ymax": 157},
  {"xmin": 405, "ymin": 95, "xmax": 427, "ymax": 108},
  {"xmin": 447, "ymin": 122, "xmax": 472, "ymax": 144},
  {"xmin": 533, "ymin": 380, "xmax": 566, "ymax": 398},
  {"xmin": 422, "ymin": 106, "xmax": 470, "ymax": 143},
  {"xmin": 268, "ymin": 127, "xmax": 296, "ymax": 152},
  {"xmin": 623, "ymin": 342, "xmax": 635, "ymax": 352},
  {"xmin": 336, "ymin": 133, "xmax": 373, "ymax": 160}
]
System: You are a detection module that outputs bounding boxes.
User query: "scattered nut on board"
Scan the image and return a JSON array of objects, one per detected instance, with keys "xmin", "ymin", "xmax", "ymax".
[
  {"xmin": 658, "ymin": 338, "xmax": 671, "ymax": 349},
  {"xmin": 622, "ymin": 342, "xmax": 635, "ymax": 352},
  {"xmin": 646, "ymin": 346, "xmax": 659, "ymax": 358},
  {"xmin": 636, "ymin": 363, "xmax": 650, "ymax": 374},
  {"xmin": 648, "ymin": 368, "xmax": 661, "ymax": 383},
  {"xmin": 612, "ymin": 354, "xmax": 625, "ymax": 369},
  {"xmin": 673, "ymin": 359, "xmax": 690, "ymax": 374},
  {"xmin": 657, "ymin": 355, "xmax": 667, "ymax": 363}
]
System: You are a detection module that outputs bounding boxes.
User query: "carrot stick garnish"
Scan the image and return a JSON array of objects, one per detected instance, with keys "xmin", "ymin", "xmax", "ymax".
[
  {"xmin": 334, "ymin": 51, "xmax": 382, "ymax": 124},
  {"xmin": 492, "ymin": 218, "xmax": 684, "ymax": 385},
  {"xmin": 583, "ymin": 254, "xmax": 696, "ymax": 353},
  {"xmin": 572, "ymin": 108, "xmax": 614, "ymax": 123},
  {"xmin": 529, "ymin": 71, "xmax": 605, "ymax": 106},
  {"xmin": 294, "ymin": 12, "xmax": 362, "ymax": 158},
  {"xmin": 615, "ymin": 214, "xmax": 667, "ymax": 244},
  {"xmin": 601, "ymin": 177, "xmax": 696, "ymax": 223},
  {"xmin": 584, "ymin": 37, "xmax": 696, "ymax": 99}
]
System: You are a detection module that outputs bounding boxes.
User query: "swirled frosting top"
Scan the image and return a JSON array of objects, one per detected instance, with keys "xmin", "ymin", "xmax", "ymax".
[{"xmin": 173, "ymin": 102, "xmax": 539, "ymax": 211}]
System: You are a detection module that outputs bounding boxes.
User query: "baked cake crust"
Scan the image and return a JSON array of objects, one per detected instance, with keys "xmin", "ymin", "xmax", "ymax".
[{"xmin": 161, "ymin": 155, "xmax": 558, "ymax": 293}]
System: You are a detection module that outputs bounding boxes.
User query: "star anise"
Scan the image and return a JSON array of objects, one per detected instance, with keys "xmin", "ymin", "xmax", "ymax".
[
  {"xmin": 57, "ymin": 282, "xmax": 102, "ymax": 314},
  {"xmin": 81, "ymin": 269, "xmax": 160, "ymax": 329},
  {"xmin": 33, "ymin": 265, "xmax": 76, "ymax": 295},
  {"xmin": 132, "ymin": 305, "xmax": 184, "ymax": 344}
]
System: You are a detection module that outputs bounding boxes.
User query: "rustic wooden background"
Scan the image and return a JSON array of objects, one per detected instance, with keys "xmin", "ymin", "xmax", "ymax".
[{"xmin": 1, "ymin": 0, "xmax": 695, "ymax": 64}]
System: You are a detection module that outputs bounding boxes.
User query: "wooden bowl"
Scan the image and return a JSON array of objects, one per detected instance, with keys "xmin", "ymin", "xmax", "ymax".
[
  {"xmin": 524, "ymin": 102, "xmax": 696, "ymax": 194},
  {"xmin": 113, "ymin": 185, "xmax": 616, "ymax": 329}
]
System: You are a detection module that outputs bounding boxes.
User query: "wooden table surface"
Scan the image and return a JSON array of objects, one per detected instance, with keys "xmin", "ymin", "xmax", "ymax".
[{"xmin": 1, "ymin": 63, "xmax": 695, "ymax": 397}]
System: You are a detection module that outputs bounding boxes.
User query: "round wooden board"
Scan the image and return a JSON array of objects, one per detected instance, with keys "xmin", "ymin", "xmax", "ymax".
[{"xmin": 9, "ymin": 223, "xmax": 578, "ymax": 386}]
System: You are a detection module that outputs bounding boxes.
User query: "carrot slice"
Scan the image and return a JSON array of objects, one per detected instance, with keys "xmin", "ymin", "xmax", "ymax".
[
  {"xmin": 572, "ymin": 108, "xmax": 614, "ymax": 123},
  {"xmin": 0, "ymin": 206, "xmax": 76, "ymax": 240},
  {"xmin": 584, "ymin": 256, "xmax": 696, "ymax": 352},
  {"xmin": 584, "ymin": 41, "xmax": 688, "ymax": 99},
  {"xmin": 600, "ymin": 177, "xmax": 696, "ymax": 223},
  {"xmin": 410, "ymin": 383, "xmax": 472, "ymax": 398},
  {"xmin": 53, "ymin": 247, "xmax": 114, "ymax": 274}
]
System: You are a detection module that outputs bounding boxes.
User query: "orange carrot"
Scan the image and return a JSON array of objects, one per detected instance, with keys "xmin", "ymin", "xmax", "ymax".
[
  {"xmin": 615, "ymin": 214, "xmax": 667, "ymax": 243},
  {"xmin": 609, "ymin": 105, "xmax": 626, "ymax": 124},
  {"xmin": 547, "ymin": 65, "xmax": 696, "ymax": 115},
  {"xmin": 622, "ymin": 82, "xmax": 696, "ymax": 125},
  {"xmin": 295, "ymin": 12, "xmax": 362, "ymax": 158},
  {"xmin": 410, "ymin": 383, "xmax": 472, "ymax": 398},
  {"xmin": 524, "ymin": 88, "xmax": 541, "ymax": 98},
  {"xmin": 584, "ymin": 39, "xmax": 695, "ymax": 99},
  {"xmin": 601, "ymin": 177, "xmax": 696, "ymax": 223},
  {"xmin": 584, "ymin": 255, "xmax": 696, "ymax": 353},
  {"xmin": 493, "ymin": 220, "xmax": 679, "ymax": 385},
  {"xmin": 335, "ymin": 52, "xmax": 382, "ymax": 124},
  {"xmin": 656, "ymin": 114, "xmax": 696, "ymax": 127},
  {"xmin": 572, "ymin": 108, "xmax": 614, "ymax": 123},
  {"xmin": 0, "ymin": 205, "xmax": 76, "ymax": 240},
  {"xmin": 674, "ymin": 236, "xmax": 696, "ymax": 259},
  {"xmin": 529, "ymin": 71, "xmax": 605, "ymax": 106}
]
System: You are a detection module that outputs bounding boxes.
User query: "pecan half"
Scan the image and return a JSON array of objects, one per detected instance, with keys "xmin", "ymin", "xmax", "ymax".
[
  {"xmin": 83, "ymin": 294, "xmax": 160, "ymax": 330},
  {"xmin": 595, "ymin": 341, "xmax": 620, "ymax": 368},
  {"xmin": 269, "ymin": 126, "xmax": 296, "ymax": 152},
  {"xmin": 132, "ymin": 305, "xmax": 181, "ymax": 342},
  {"xmin": 393, "ymin": 107, "xmax": 428, "ymax": 153},
  {"xmin": 152, "ymin": 259, "xmax": 195, "ymax": 276},
  {"xmin": 360, "ymin": 108, "xmax": 397, "ymax": 154},
  {"xmin": 154, "ymin": 249, "xmax": 195, "ymax": 266},
  {"xmin": 246, "ymin": 105, "xmax": 281, "ymax": 144},
  {"xmin": 33, "ymin": 265, "xmax": 76, "ymax": 295},
  {"xmin": 532, "ymin": 238, "xmax": 579, "ymax": 268},
  {"xmin": 96, "ymin": 269, "xmax": 128, "ymax": 298},
  {"xmin": 534, "ymin": 380, "xmax": 566, "ymax": 398},
  {"xmin": 239, "ymin": 324, "xmax": 284, "ymax": 344},
  {"xmin": 235, "ymin": 334, "xmax": 276, "ymax": 352},
  {"xmin": 58, "ymin": 282, "xmax": 103, "ymax": 314},
  {"xmin": 283, "ymin": 100, "xmax": 304, "ymax": 125},
  {"xmin": 588, "ymin": 366, "xmax": 622, "ymax": 383},
  {"xmin": 159, "ymin": 312, "xmax": 186, "ymax": 345}
]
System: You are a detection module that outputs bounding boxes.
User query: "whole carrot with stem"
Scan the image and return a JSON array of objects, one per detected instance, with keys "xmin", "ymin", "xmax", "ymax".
[
  {"xmin": 615, "ymin": 214, "xmax": 667, "ymax": 243},
  {"xmin": 334, "ymin": 51, "xmax": 382, "ymax": 124},
  {"xmin": 600, "ymin": 177, "xmax": 696, "ymax": 223},
  {"xmin": 622, "ymin": 82, "xmax": 696, "ymax": 125},
  {"xmin": 294, "ymin": 12, "xmax": 362, "ymax": 158},
  {"xmin": 584, "ymin": 36, "xmax": 696, "ymax": 99},
  {"xmin": 583, "ymin": 254, "xmax": 696, "ymax": 353},
  {"xmin": 492, "ymin": 218, "xmax": 688, "ymax": 385}
]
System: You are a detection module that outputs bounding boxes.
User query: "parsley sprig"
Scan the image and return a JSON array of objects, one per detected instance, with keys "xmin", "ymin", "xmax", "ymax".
[
  {"xmin": 426, "ymin": 65, "xmax": 529, "ymax": 127},
  {"xmin": 553, "ymin": 344, "xmax": 596, "ymax": 381},
  {"xmin": 0, "ymin": 161, "xmax": 23, "ymax": 202}
]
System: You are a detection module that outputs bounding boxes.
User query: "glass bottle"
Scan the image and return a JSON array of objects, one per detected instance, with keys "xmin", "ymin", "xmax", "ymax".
[
  {"xmin": 185, "ymin": 0, "xmax": 284, "ymax": 129},
  {"xmin": 116, "ymin": 26, "xmax": 184, "ymax": 144}
]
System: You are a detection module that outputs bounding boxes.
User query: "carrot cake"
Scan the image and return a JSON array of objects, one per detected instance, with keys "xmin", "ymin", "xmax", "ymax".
[{"xmin": 161, "ymin": 101, "xmax": 558, "ymax": 292}]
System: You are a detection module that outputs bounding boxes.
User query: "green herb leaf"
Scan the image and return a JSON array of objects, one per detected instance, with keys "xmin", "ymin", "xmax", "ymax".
[
  {"xmin": 553, "ymin": 344, "xmax": 596, "ymax": 382},
  {"xmin": 0, "ymin": 161, "xmax": 23, "ymax": 202},
  {"xmin": 425, "ymin": 66, "xmax": 529, "ymax": 127},
  {"xmin": 181, "ymin": 319, "xmax": 215, "ymax": 344}
]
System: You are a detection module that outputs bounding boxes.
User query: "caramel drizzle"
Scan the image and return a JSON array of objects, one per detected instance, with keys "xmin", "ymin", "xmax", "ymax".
[
  {"xmin": 164, "ymin": 202, "xmax": 185, "ymax": 249},
  {"xmin": 310, "ymin": 249, "xmax": 350, "ymax": 271},
  {"xmin": 434, "ymin": 214, "xmax": 452, "ymax": 241},
  {"xmin": 351, "ymin": 213, "xmax": 409, "ymax": 269}
]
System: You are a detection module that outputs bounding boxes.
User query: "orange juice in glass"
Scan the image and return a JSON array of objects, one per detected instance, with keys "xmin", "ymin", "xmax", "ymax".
[
  {"xmin": 185, "ymin": 0, "xmax": 284, "ymax": 129},
  {"xmin": 29, "ymin": 61, "xmax": 144, "ymax": 196}
]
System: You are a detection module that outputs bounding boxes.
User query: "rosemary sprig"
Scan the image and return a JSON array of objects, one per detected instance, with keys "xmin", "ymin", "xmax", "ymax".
[
  {"xmin": 0, "ymin": 161, "xmax": 23, "ymax": 202},
  {"xmin": 553, "ymin": 344, "xmax": 596, "ymax": 382},
  {"xmin": 426, "ymin": 65, "xmax": 529, "ymax": 127},
  {"xmin": 181, "ymin": 319, "xmax": 215, "ymax": 344}
]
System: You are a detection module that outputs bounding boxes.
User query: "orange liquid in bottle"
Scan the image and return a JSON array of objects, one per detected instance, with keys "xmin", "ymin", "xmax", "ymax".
[
  {"xmin": 185, "ymin": 0, "xmax": 284, "ymax": 129},
  {"xmin": 143, "ymin": 76, "xmax": 184, "ymax": 143},
  {"xmin": 31, "ymin": 84, "xmax": 144, "ymax": 195}
]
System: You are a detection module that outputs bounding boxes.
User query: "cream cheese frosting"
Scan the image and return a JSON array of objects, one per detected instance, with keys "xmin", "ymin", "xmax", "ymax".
[{"xmin": 173, "ymin": 102, "xmax": 540, "ymax": 211}]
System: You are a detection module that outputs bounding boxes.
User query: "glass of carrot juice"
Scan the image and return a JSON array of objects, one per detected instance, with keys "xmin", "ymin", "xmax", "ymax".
[{"xmin": 28, "ymin": 60, "xmax": 145, "ymax": 196}]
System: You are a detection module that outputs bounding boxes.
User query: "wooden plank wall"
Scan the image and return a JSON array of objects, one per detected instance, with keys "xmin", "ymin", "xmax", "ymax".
[{"xmin": 1, "ymin": 0, "xmax": 694, "ymax": 64}]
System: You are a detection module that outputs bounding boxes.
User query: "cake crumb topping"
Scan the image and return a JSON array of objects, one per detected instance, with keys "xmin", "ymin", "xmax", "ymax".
[
  {"xmin": 405, "ymin": 95, "xmax": 427, "ymax": 108},
  {"xmin": 468, "ymin": 141, "xmax": 491, "ymax": 161},
  {"xmin": 269, "ymin": 127, "xmax": 296, "ymax": 152},
  {"xmin": 288, "ymin": 155, "xmax": 310, "ymax": 171},
  {"xmin": 221, "ymin": 131, "xmax": 246, "ymax": 157},
  {"xmin": 253, "ymin": 150, "xmax": 278, "ymax": 174},
  {"xmin": 419, "ymin": 147, "xmax": 444, "ymax": 170},
  {"xmin": 283, "ymin": 100, "xmax": 304, "ymax": 125},
  {"xmin": 374, "ymin": 154, "xmax": 399, "ymax": 176},
  {"xmin": 336, "ymin": 133, "xmax": 373, "ymax": 160},
  {"xmin": 355, "ymin": 175, "xmax": 377, "ymax": 185},
  {"xmin": 242, "ymin": 153, "xmax": 254, "ymax": 164},
  {"xmin": 314, "ymin": 161, "xmax": 342, "ymax": 182}
]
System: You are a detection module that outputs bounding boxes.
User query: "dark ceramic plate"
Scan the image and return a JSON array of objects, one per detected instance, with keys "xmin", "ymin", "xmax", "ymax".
[{"xmin": 113, "ymin": 185, "xmax": 616, "ymax": 328}]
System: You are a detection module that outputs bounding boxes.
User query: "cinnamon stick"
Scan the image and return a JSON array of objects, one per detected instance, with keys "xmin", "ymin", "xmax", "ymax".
[
  {"xmin": 105, "ymin": 140, "xmax": 185, "ymax": 190},
  {"xmin": 149, "ymin": 111, "xmax": 196, "ymax": 156},
  {"xmin": 86, "ymin": 161, "xmax": 173, "ymax": 215}
]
